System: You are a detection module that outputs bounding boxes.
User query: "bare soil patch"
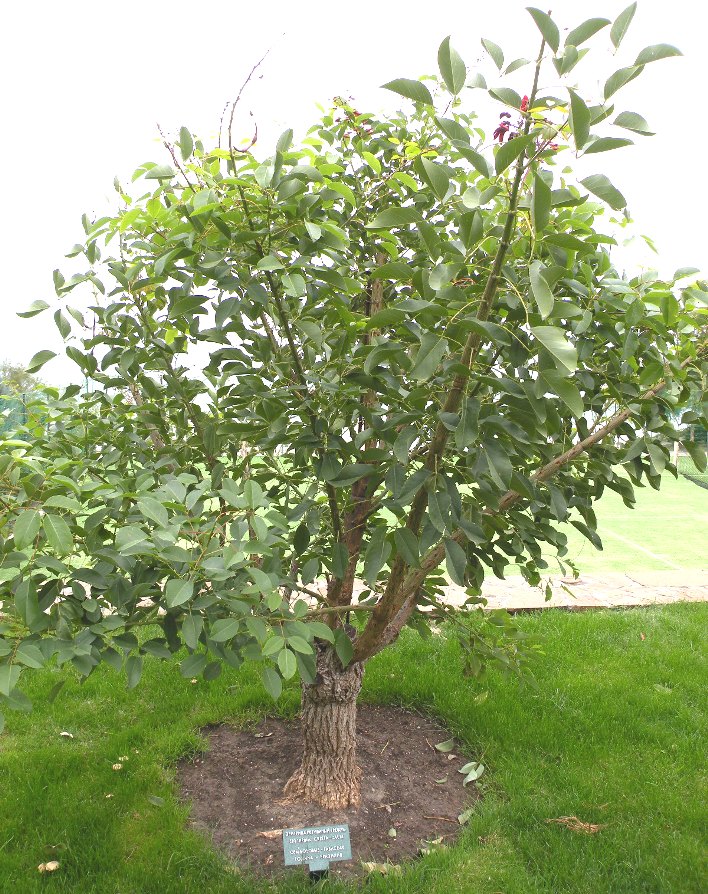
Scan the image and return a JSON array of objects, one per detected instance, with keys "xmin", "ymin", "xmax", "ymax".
[{"xmin": 177, "ymin": 704, "xmax": 479, "ymax": 879}]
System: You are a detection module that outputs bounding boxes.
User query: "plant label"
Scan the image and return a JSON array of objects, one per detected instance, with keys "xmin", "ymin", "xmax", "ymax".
[{"xmin": 282, "ymin": 824, "xmax": 352, "ymax": 872}]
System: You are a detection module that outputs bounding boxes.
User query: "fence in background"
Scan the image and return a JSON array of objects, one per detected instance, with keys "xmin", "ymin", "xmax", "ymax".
[{"xmin": 0, "ymin": 393, "xmax": 29, "ymax": 436}]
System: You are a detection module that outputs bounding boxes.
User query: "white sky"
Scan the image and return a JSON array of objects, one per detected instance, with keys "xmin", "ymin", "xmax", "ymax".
[{"xmin": 1, "ymin": 0, "xmax": 704, "ymax": 386}]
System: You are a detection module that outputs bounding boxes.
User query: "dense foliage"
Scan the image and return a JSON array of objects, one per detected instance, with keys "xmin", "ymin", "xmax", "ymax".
[{"xmin": 1, "ymin": 5, "xmax": 706, "ymax": 739}]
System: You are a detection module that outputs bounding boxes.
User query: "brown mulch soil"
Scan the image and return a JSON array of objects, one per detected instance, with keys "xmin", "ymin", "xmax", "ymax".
[{"xmin": 177, "ymin": 704, "xmax": 480, "ymax": 878}]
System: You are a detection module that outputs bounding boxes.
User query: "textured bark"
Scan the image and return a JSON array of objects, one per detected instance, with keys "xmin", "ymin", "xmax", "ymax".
[{"xmin": 283, "ymin": 644, "xmax": 364, "ymax": 809}]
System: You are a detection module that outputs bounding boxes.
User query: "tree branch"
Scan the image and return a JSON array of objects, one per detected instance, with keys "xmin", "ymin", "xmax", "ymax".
[
  {"xmin": 353, "ymin": 38, "xmax": 547, "ymax": 662},
  {"xmin": 377, "ymin": 368, "xmax": 687, "ymax": 637}
]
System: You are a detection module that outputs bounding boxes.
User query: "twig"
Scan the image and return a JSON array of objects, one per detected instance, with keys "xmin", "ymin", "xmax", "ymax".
[{"xmin": 223, "ymin": 49, "xmax": 271, "ymax": 168}]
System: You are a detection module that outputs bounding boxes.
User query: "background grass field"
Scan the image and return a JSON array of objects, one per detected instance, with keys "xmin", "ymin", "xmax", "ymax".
[{"xmin": 525, "ymin": 471, "xmax": 707, "ymax": 576}]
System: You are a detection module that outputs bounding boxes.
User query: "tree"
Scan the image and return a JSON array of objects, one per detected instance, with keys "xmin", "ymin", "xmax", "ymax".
[
  {"xmin": 0, "ymin": 361, "xmax": 42, "ymax": 396},
  {"xmin": 1, "ymin": 7, "xmax": 706, "ymax": 807},
  {"xmin": 0, "ymin": 362, "xmax": 48, "ymax": 438}
]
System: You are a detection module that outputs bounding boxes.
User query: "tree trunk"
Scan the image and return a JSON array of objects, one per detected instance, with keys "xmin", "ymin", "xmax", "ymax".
[{"xmin": 283, "ymin": 643, "xmax": 364, "ymax": 809}]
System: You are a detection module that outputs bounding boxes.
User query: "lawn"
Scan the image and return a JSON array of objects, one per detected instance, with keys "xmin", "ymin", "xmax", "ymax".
[{"xmin": 0, "ymin": 604, "xmax": 705, "ymax": 893}]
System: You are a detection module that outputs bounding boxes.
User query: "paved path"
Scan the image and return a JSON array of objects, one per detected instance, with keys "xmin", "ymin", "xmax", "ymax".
[{"xmin": 442, "ymin": 569, "xmax": 708, "ymax": 612}]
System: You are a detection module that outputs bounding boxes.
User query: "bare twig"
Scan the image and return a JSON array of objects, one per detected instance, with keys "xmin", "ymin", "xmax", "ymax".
[{"xmin": 222, "ymin": 49, "xmax": 271, "ymax": 168}]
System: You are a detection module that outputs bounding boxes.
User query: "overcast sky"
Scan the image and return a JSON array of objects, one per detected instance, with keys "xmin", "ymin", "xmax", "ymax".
[{"xmin": 1, "ymin": 0, "xmax": 704, "ymax": 386}]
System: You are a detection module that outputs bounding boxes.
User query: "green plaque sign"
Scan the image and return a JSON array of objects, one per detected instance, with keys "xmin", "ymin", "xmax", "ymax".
[{"xmin": 282, "ymin": 824, "xmax": 352, "ymax": 873}]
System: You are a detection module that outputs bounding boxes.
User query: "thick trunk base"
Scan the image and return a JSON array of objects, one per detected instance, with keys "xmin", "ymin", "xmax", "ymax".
[{"xmin": 283, "ymin": 645, "xmax": 364, "ymax": 809}]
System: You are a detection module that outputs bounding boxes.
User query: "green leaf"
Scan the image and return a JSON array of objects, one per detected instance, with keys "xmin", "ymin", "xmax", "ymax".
[
  {"xmin": 647, "ymin": 442, "xmax": 666, "ymax": 475},
  {"xmin": 455, "ymin": 398, "xmax": 480, "ymax": 449},
  {"xmin": 334, "ymin": 630, "xmax": 354, "ymax": 667},
  {"xmin": 243, "ymin": 479, "xmax": 266, "ymax": 509},
  {"xmin": 685, "ymin": 441, "xmax": 707, "ymax": 473},
  {"xmin": 580, "ymin": 173, "xmax": 627, "ymax": 210},
  {"xmin": 115, "ymin": 525, "xmax": 148, "ymax": 554},
  {"xmin": 202, "ymin": 661, "xmax": 221, "ymax": 681},
  {"xmin": 457, "ymin": 146, "xmax": 491, "ymax": 179},
  {"xmin": 182, "ymin": 614, "xmax": 203, "ymax": 650},
  {"xmin": 331, "ymin": 463, "xmax": 375, "ymax": 487},
  {"xmin": 420, "ymin": 158, "xmax": 450, "ymax": 200},
  {"xmin": 526, "ymin": 8, "xmax": 560, "ymax": 53},
  {"xmin": 179, "ymin": 127, "xmax": 193, "ymax": 161},
  {"xmin": 529, "ymin": 260, "xmax": 554, "ymax": 319},
  {"xmin": 438, "ymin": 36, "xmax": 466, "ymax": 94},
  {"xmin": 436, "ymin": 117, "xmax": 470, "ymax": 143},
  {"xmin": 179, "ymin": 653, "xmax": 206, "ymax": 678},
  {"xmin": 481, "ymin": 38, "xmax": 504, "ymax": 70},
  {"xmin": 634, "ymin": 44, "xmax": 681, "ymax": 66},
  {"xmin": 26, "ymin": 350, "xmax": 56, "ymax": 374},
  {"xmin": 489, "ymin": 87, "xmax": 522, "ymax": 109},
  {"xmin": 363, "ymin": 528, "xmax": 391, "ymax": 586},
  {"xmin": 306, "ymin": 622, "xmax": 335, "ymax": 644},
  {"xmin": 495, "ymin": 135, "xmax": 532, "ymax": 175},
  {"xmin": 540, "ymin": 371, "xmax": 584, "ymax": 416},
  {"xmin": 394, "ymin": 528, "xmax": 420, "ymax": 567},
  {"xmin": 531, "ymin": 172, "xmax": 552, "ymax": 232},
  {"xmin": 604, "ymin": 66, "xmax": 643, "ymax": 100},
  {"xmin": 381, "ymin": 78, "xmax": 433, "ymax": 105},
  {"xmin": 164, "ymin": 579, "xmax": 194, "ymax": 608},
  {"xmin": 276, "ymin": 128, "xmax": 293, "ymax": 153},
  {"xmin": 15, "ymin": 581, "xmax": 42, "ymax": 629},
  {"xmin": 482, "ymin": 441, "xmax": 513, "ymax": 489},
  {"xmin": 584, "ymin": 137, "xmax": 634, "ymax": 153},
  {"xmin": 15, "ymin": 642, "xmax": 45, "ymax": 669},
  {"xmin": 286, "ymin": 635, "xmax": 313, "ymax": 655},
  {"xmin": 531, "ymin": 326, "xmax": 578, "ymax": 374},
  {"xmin": 445, "ymin": 538, "xmax": 467, "ymax": 586},
  {"xmin": 255, "ymin": 254, "xmax": 284, "ymax": 271},
  {"xmin": 546, "ymin": 233, "xmax": 591, "ymax": 254},
  {"xmin": 613, "ymin": 111, "xmax": 654, "ymax": 135},
  {"xmin": 277, "ymin": 648, "xmax": 297, "ymax": 680},
  {"xmin": 504, "ymin": 58, "xmax": 530, "ymax": 74},
  {"xmin": 660, "ymin": 293, "xmax": 679, "ymax": 326},
  {"xmin": 611, "ymin": 3, "xmax": 637, "ymax": 48},
  {"xmin": 17, "ymin": 300, "xmax": 50, "ymax": 318},
  {"xmin": 293, "ymin": 523, "xmax": 310, "ymax": 556},
  {"xmin": 366, "ymin": 207, "xmax": 420, "ymax": 229},
  {"xmin": 566, "ymin": 18, "xmax": 610, "ymax": 47},
  {"xmin": 137, "ymin": 496, "xmax": 169, "ymax": 528},
  {"xmin": 371, "ymin": 262, "xmax": 413, "ymax": 282},
  {"xmin": 435, "ymin": 738, "xmax": 455, "ymax": 752},
  {"xmin": 42, "ymin": 514, "xmax": 72, "ymax": 555},
  {"xmin": 210, "ymin": 618, "xmax": 240, "ymax": 642},
  {"xmin": 410, "ymin": 334, "xmax": 448, "ymax": 381},
  {"xmin": 145, "ymin": 164, "xmax": 176, "ymax": 180},
  {"xmin": 126, "ymin": 655, "xmax": 143, "ymax": 690},
  {"xmin": 261, "ymin": 635, "xmax": 285, "ymax": 658},
  {"xmin": 14, "ymin": 509, "xmax": 42, "ymax": 550},
  {"xmin": 0, "ymin": 665, "xmax": 20, "ymax": 697},
  {"xmin": 393, "ymin": 426, "xmax": 417, "ymax": 464},
  {"xmin": 54, "ymin": 309, "xmax": 71, "ymax": 339},
  {"xmin": 261, "ymin": 666, "xmax": 282, "ymax": 700},
  {"xmin": 568, "ymin": 90, "xmax": 591, "ymax": 149},
  {"xmin": 250, "ymin": 567, "xmax": 275, "ymax": 594},
  {"xmin": 553, "ymin": 46, "xmax": 581, "ymax": 77}
]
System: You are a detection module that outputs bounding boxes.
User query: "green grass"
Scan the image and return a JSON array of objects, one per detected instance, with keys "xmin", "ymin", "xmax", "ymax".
[
  {"xmin": 1, "ymin": 605, "xmax": 706, "ymax": 893},
  {"xmin": 519, "ymin": 472, "xmax": 708, "ymax": 576}
]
